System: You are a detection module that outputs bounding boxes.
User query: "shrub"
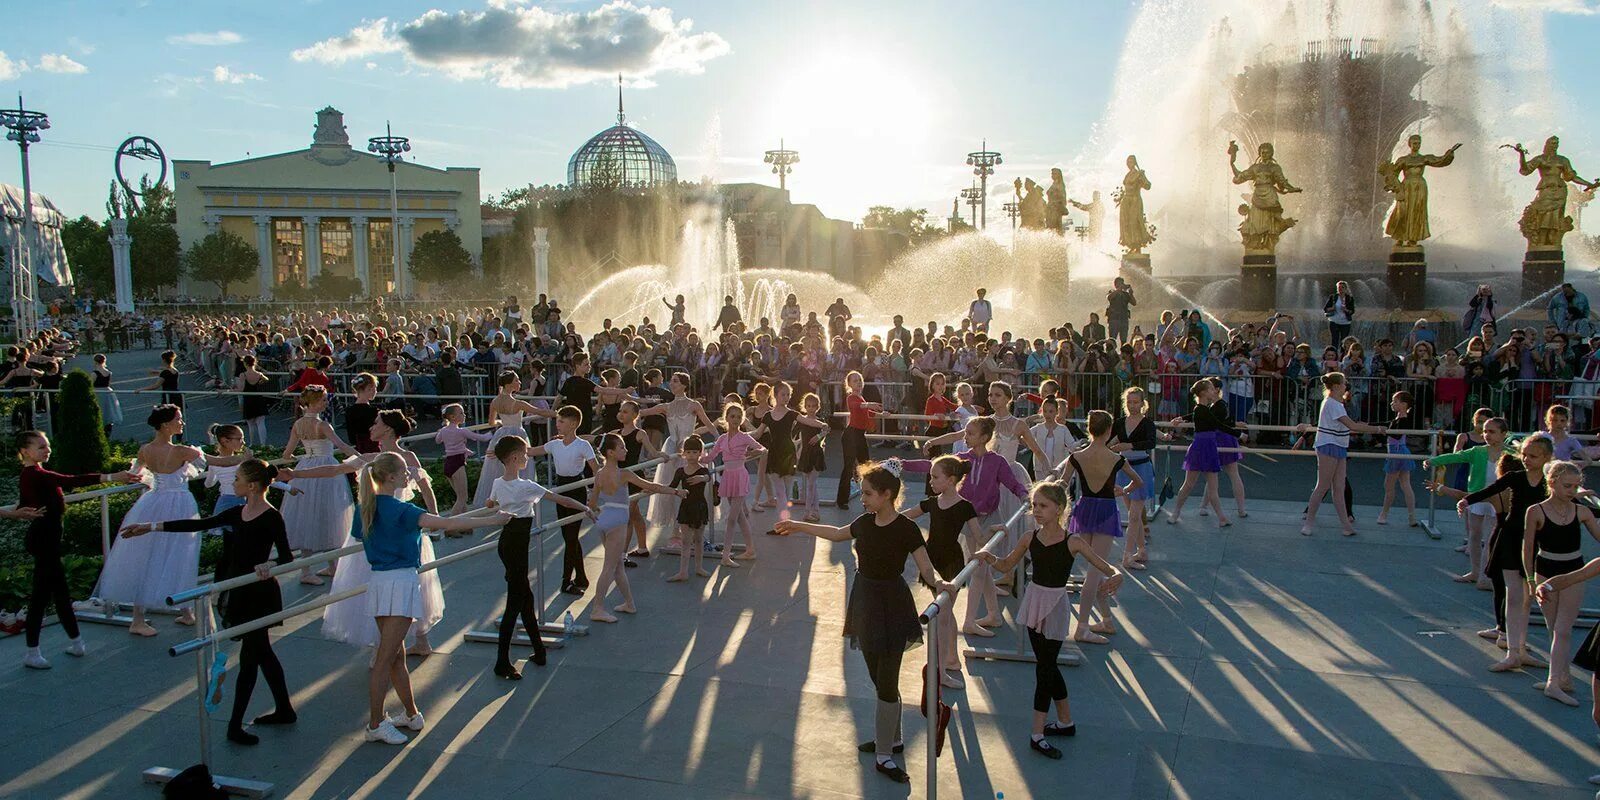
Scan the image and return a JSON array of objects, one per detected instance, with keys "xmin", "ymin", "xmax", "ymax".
[{"xmin": 52, "ymin": 369, "xmax": 109, "ymax": 475}]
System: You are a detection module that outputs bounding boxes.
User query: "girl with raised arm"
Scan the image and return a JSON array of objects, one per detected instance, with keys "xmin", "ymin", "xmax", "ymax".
[
  {"xmin": 1301, "ymin": 373, "xmax": 1387, "ymax": 537},
  {"xmin": 587, "ymin": 433, "xmax": 684, "ymax": 623},
  {"xmin": 706, "ymin": 403, "xmax": 767, "ymax": 566},
  {"xmin": 472, "ymin": 371, "xmax": 558, "ymax": 507},
  {"xmin": 1109, "ymin": 387, "xmax": 1160, "ymax": 569},
  {"xmin": 1066, "ymin": 411, "xmax": 1142, "ymax": 645},
  {"xmin": 279, "ymin": 386, "xmax": 359, "ymax": 585}
]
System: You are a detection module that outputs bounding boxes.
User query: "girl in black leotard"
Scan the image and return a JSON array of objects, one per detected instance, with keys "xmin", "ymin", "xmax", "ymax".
[
  {"xmin": 1066, "ymin": 411, "xmax": 1142, "ymax": 645},
  {"xmin": 1524, "ymin": 460, "xmax": 1600, "ymax": 707},
  {"xmin": 618, "ymin": 401, "xmax": 661, "ymax": 563},
  {"xmin": 1167, "ymin": 379, "xmax": 1246, "ymax": 527},
  {"xmin": 901, "ymin": 454, "xmax": 1000, "ymax": 690},
  {"xmin": 979, "ymin": 480, "xmax": 1124, "ymax": 760},
  {"xmin": 120, "ymin": 459, "xmax": 296, "ymax": 745},
  {"xmin": 775, "ymin": 463, "xmax": 949, "ymax": 785},
  {"xmin": 1109, "ymin": 387, "xmax": 1160, "ymax": 571},
  {"xmin": 668, "ymin": 437, "xmax": 713, "ymax": 582},
  {"xmin": 756, "ymin": 381, "xmax": 799, "ymax": 512}
]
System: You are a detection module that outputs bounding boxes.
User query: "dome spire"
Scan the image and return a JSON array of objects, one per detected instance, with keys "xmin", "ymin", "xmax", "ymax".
[{"xmin": 617, "ymin": 74, "xmax": 625, "ymax": 126}]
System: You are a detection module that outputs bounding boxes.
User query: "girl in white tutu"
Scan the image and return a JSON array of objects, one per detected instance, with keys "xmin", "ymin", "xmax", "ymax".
[
  {"xmin": 279, "ymin": 386, "xmax": 359, "ymax": 586},
  {"xmin": 94, "ymin": 405, "xmax": 245, "ymax": 636},
  {"xmin": 977, "ymin": 480, "xmax": 1124, "ymax": 760},
  {"xmin": 471, "ymin": 372, "xmax": 557, "ymax": 508},
  {"xmin": 353, "ymin": 453, "xmax": 510, "ymax": 746},
  {"xmin": 91, "ymin": 354, "xmax": 121, "ymax": 436}
]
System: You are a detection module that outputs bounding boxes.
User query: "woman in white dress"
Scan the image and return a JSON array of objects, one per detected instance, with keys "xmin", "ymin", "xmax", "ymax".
[
  {"xmin": 637, "ymin": 372, "xmax": 716, "ymax": 545},
  {"xmin": 94, "ymin": 404, "xmax": 244, "ymax": 636},
  {"xmin": 279, "ymin": 386, "xmax": 359, "ymax": 586},
  {"xmin": 471, "ymin": 372, "xmax": 558, "ymax": 508},
  {"xmin": 91, "ymin": 354, "xmax": 122, "ymax": 435}
]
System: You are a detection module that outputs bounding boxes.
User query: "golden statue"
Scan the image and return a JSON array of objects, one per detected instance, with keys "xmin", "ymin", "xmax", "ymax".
[
  {"xmin": 1116, "ymin": 155, "xmax": 1154, "ymax": 254},
  {"xmin": 1015, "ymin": 177, "xmax": 1046, "ymax": 230},
  {"xmin": 1379, "ymin": 134, "xmax": 1460, "ymax": 249},
  {"xmin": 1045, "ymin": 168, "xmax": 1069, "ymax": 234},
  {"xmin": 1510, "ymin": 136, "xmax": 1598, "ymax": 250},
  {"xmin": 1228, "ymin": 141, "xmax": 1301, "ymax": 254}
]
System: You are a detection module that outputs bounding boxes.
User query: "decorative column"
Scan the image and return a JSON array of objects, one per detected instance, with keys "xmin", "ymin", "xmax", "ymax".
[
  {"xmin": 395, "ymin": 218, "xmax": 415, "ymax": 296},
  {"xmin": 108, "ymin": 218, "xmax": 134, "ymax": 313},
  {"xmin": 351, "ymin": 216, "xmax": 371, "ymax": 296},
  {"xmin": 533, "ymin": 227, "xmax": 550, "ymax": 297},
  {"xmin": 302, "ymin": 215, "xmax": 322, "ymax": 283},
  {"xmin": 252, "ymin": 215, "xmax": 274, "ymax": 297},
  {"xmin": 202, "ymin": 213, "xmax": 222, "ymax": 236}
]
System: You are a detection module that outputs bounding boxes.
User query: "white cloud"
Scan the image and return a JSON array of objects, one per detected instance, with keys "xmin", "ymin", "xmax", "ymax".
[
  {"xmin": 38, "ymin": 53, "xmax": 87, "ymax": 74},
  {"xmin": 1491, "ymin": 0, "xmax": 1599, "ymax": 13},
  {"xmin": 212, "ymin": 65, "xmax": 263, "ymax": 84},
  {"xmin": 291, "ymin": 1, "xmax": 730, "ymax": 89},
  {"xmin": 0, "ymin": 52, "xmax": 26, "ymax": 81},
  {"xmin": 168, "ymin": 30, "xmax": 245, "ymax": 46}
]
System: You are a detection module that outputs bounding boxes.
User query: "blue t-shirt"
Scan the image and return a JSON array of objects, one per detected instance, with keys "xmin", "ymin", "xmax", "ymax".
[{"xmin": 353, "ymin": 495, "xmax": 427, "ymax": 572}]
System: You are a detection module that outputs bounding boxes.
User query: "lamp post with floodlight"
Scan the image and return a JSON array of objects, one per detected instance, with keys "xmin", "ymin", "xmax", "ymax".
[
  {"xmin": 965, "ymin": 139, "xmax": 1002, "ymax": 229},
  {"xmin": 367, "ymin": 122, "xmax": 410, "ymax": 296},
  {"xmin": 1, "ymin": 95, "xmax": 49, "ymax": 340},
  {"xmin": 961, "ymin": 183, "xmax": 983, "ymax": 231},
  {"xmin": 764, "ymin": 140, "xmax": 800, "ymax": 269}
]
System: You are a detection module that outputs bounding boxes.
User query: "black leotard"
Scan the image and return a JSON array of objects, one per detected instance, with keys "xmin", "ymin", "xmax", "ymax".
[
  {"xmin": 1534, "ymin": 503, "xmax": 1586, "ymax": 577},
  {"xmin": 161, "ymin": 506, "xmax": 293, "ymax": 632},
  {"xmin": 160, "ymin": 367, "xmax": 183, "ymax": 409},
  {"xmin": 1112, "ymin": 416, "xmax": 1157, "ymax": 463},
  {"xmin": 1029, "ymin": 532, "xmax": 1075, "ymax": 589},
  {"xmin": 1191, "ymin": 401, "xmax": 1238, "ymax": 435},
  {"xmin": 918, "ymin": 495, "xmax": 977, "ymax": 580},
  {"xmin": 92, "ymin": 369, "xmax": 112, "ymax": 389},
  {"xmin": 670, "ymin": 467, "xmax": 710, "ymax": 528},
  {"xmin": 850, "ymin": 513, "xmax": 925, "ymax": 580},
  {"xmin": 763, "ymin": 409, "xmax": 797, "ymax": 477},
  {"xmin": 1467, "ymin": 469, "xmax": 1547, "ymax": 575},
  {"xmin": 1069, "ymin": 455, "xmax": 1125, "ymax": 499}
]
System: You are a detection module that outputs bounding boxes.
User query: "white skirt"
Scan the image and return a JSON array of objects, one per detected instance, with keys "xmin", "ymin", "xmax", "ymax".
[
  {"xmin": 998, "ymin": 460, "xmax": 1032, "ymax": 553},
  {"xmin": 95, "ymin": 387, "xmax": 123, "ymax": 426},
  {"xmin": 647, "ymin": 435, "xmax": 684, "ymax": 532},
  {"xmin": 1467, "ymin": 501, "xmax": 1495, "ymax": 517},
  {"xmin": 1017, "ymin": 583, "xmax": 1071, "ymax": 642},
  {"xmin": 280, "ymin": 454, "xmax": 355, "ymax": 552},
  {"xmin": 322, "ymin": 534, "xmax": 444, "ymax": 646},
  {"xmin": 94, "ymin": 489, "xmax": 200, "ymax": 610},
  {"xmin": 367, "ymin": 568, "xmax": 423, "ymax": 620},
  {"xmin": 472, "ymin": 425, "xmax": 533, "ymax": 507}
]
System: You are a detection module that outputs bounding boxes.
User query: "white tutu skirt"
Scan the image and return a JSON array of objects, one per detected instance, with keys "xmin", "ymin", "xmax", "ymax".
[
  {"xmin": 1017, "ymin": 583, "xmax": 1071, "ymax": 642},
  {"xmin": 366, "ymin": 568, "xmax": 423, "ymax": 620},
  {"xmin": 95, "ymin": 388, "xmax": 123, "ymax": 426},
  {"xmin": 647, "ymin": 436, "xmax": 684, "ymax": 532},
  {"xmin": 281, "ymin": 454, "xmax": 355, "ymax": 552},
  {"xmin": 471, "ymin": 426, "xmax": 533, "ymax": 507},
  {"xmin": 94, "ymin": 488, "xmax": 200, "ymax": 609},
  {"xmin": 998, "ymin": 460, "xmax": 1032, "ymax": 553},
  {"xmin": 322, "ymin": 534, "xmax": 444, "ymax": 646}
]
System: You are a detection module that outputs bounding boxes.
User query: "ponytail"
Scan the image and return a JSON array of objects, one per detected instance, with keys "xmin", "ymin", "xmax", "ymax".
[{"xmin": 358, "ymin": 452, "xmax": 406, "ymax": 536}]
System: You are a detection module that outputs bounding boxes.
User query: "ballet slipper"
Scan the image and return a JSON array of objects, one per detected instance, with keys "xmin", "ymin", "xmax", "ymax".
[
  {"xmin": 735, "ymin": 551, "xmax": 757, "ymax": 560},
  {"xmin": 1375, "ymin": 514, "xmax": 1389, "ymax": 525},
  {"xmin": 1475, "ymin": 578, "xmax": 1493, "ymax": 592},
  {"xmin": 977, "ymin": 615, "xmax": 1005, "ymax": 628},
  {"xmin": 175, "ymin": 611, "xmax": 196, "ymax": 626},
  {"xmin": 1520, "ymin": 652, "xmax": 1547, "ymax": 668},
  {"xmin": 1476, "ymin": 626, "xmax": 1500, "ymax": 640},
  {"xmin": 695, "ymin": 568, "xmax": 712, "ymax": 578},
  {"xmin": 405, "ymin": 644, "xmax": 432, "ymax": 657},
  {"xmin": 1452, "ymin": 573, "xmax": 1476, "ymax": 583},
  {"xmin": 1129, "ymin": 560, "xmax": 1148, "ymax": 571},
  {"xmin": 939, "ymin": 671, "xmax": 965, "ymax": 690},
  {"xmin": 666, "ymin": 574, "xmax": 688, "ymax": 583},
  {"xmin": 591, "ymin": 610, "xmax": 618, "ymax": 624},
  {"xmin": 1299, "ymin": 525, "xmax": 1312, "ymax": 537},
  {"xmin": 300, "ymin": 575, "xmax": 326, "ymax": 586},
  {"xmin": 1496, "ymin": 637, "xmax": 1509, "ymax": 650},
  {"xmin": 129, "ymin": 622, "xmax": 158, "ymax": 637},
  {"xmin": 1453, "ymin": 544, "xmax": 1468, "ymax": 553},
  {"xmin": 1488, "ymin": 655, "xmax": 1522, "ymax": 672},
  {"xmin": 1090, "ymin": 621, "xmax": 1118, "ymax": 636},
  {"xmin": 961, "ymin": 624, "xmax": 995, "ymax": 638},
  {"xmin": 995, "ymin": 585, "xmax": 1012, "ymax": 597},
  {"xmin": 1341, "ymin": 527, "xmax": 1357, "ymax": 537},
  {"xmin": 1539, "ymin": 682, "xmax": 1580, "ymax": 707},
  {"xmin": 719, "ymin": 558, "xmax": 741, "ymax": 569},
  {"xmin": 1218, "ymin": 518, "xmax": 1233, "ymax": 529},
  {"xmin": 1166, "ymin": 514, "xmax": 1180, "ymax": 525},
  {"xmin": 615, "ymin": 603, "xmax": 637, "ymax": 614},
  {"xmin": 316, "ymin": 566, "xmax": 335, "ymax": 578},
  {"xmin": 1237, "ymin": 511, "xmax": 1249, "ymax": 518},
  {"xmin": 1074, "ymin": 630, "xmax": 1110, "ymax": 645}
]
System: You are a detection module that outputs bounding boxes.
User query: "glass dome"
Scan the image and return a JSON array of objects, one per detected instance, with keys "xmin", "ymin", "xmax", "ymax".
[{"xmin": 566, "ymin": 124, "xmax": 677, "ymax": 190}]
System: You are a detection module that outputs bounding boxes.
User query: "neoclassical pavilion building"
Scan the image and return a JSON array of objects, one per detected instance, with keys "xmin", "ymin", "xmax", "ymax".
[{"xmin": 173, "ymin": 107, "xmax": 480, "ymax": 298}]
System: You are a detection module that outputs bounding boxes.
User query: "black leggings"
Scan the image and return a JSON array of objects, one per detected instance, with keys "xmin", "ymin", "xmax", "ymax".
[
  {"xmin": 836, "ymin": 428, "xmax": 870, "ymax": 508},
  {"xmin": 497, "ymin": 517, "xmax": 547, "ymax": 663},
  {"xmin": 234, "ymin": 629, "xmax": 292, "ymax": 729},
  {"xmin": 861, "ymin": 647, "xmax": 904, "ymax": 703},
  {"xmin": 1028, "ymin": 628, "xmax": 1069, "ymax": 713},
  {"xmin": 25, "ymin": 539, "xmax": 80, "ymax": 648},
  {"xmin": 557, "ymin": 481, "xmax": 588, "ymax": 586}
]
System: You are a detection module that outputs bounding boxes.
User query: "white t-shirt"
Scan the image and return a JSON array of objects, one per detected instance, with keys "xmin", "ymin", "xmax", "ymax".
[
  {"xmin": 543, "ymin": 437, "xmax": 597, "ymax": 478},
  {"xmin": 491, "ymin": 476, "xmax": 547, "ymax": 517},
  {"xmin": 1314, "ymin": 397, "xmax": 1350, "ymax": 449},
  {"xmin": 1030, "ymin": 422, "xmax": 1077, "ymax": 474}
]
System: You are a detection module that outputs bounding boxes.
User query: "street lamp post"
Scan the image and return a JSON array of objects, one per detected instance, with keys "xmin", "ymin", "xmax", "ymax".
[
  {"xmin": 367, "ymin": 122, "xmax": 410, "ymax": 297},
  {"xmin": 763, "ymin": 139, "xmax": 800, "ymax": 270},
  {"xmin": 961, "ymin": 183, "xmax": 983, "ymax": 230},
  {"xmin": 1002, "ymin": 201, "xmax": 1020, "ymax": 231},
  {"xmin": 965, "ymin": 139, "xmax": 1002, "ymax": 230},
  {"xmin": 1, "ymin": 95, "xmax": 49, "ymax": 341}
]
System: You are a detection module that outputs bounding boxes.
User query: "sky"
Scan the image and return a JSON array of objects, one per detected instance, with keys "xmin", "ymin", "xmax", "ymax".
[{"xmin": 1, "ymin": 0, "xmax": 1598, "ymax": 228}]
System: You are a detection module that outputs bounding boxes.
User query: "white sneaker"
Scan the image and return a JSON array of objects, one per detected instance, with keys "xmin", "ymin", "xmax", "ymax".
[
  {"xmin": 66, "ymin": 639, "xmax": 86, "ymax": 657},
  {"xmin": 388, "ymin": 711, "xmax": 425, "ymax": 731},
  {"xmin": 23, "ymin": 652, "xmax": 51, "ymax": 670},
  {"xmin": 364, "ymin": 719, "xmax": 408, "ymax": 745}
]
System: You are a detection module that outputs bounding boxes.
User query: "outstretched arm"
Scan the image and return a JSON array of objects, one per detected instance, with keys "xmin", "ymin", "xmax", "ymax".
[{"xmin": 773, "ymin": 519, "xmax": 852, "ymax": 541}]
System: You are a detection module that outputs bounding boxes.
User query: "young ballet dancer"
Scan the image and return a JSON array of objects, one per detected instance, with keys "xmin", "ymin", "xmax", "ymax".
[
  {"xmin": 17, "ymin": 431, "xmax": 131, "ymax": 668},
  {"xmin": 1539, "ymin": 559, "xmax": 1600, "ymax": 785},
  {"xmin": 617, "ymin": 400, "xmax": 663, "ymax": 563},
  {"xmin": 794, "ymin": 392, "xmax": 830, "ymax": 523},
  {"xmin": 1522, "ymin": 460, "xmax": 1600, "ymax": 707},
  {"xmin": 1431, "ymin": 437, "xmax": 1551, "ymax": 668},
  {"xmin": 1029, "ymin": 397, "xmax": 1078, "ymax": 481},
  {"xmin": 1066, "ymin": 411, "xmax": 1142, "ymax": 645},
  {"xmin": 1426, "ymin": 415, "xmax": 1511, "ymax": 582},
  {"xmin": 435, "ymin": 403, "xmax": 492, "ymax": 516},
  {"xmin": 486, "ymin": 435, "xmax": 594, "ymax": 678},
  {"xmin": 473, "ymin": 372, "xmax": 558, "ymax": 507},
  {"xmin": 1302, "ymin": 373, "xmax": 1387, "ymax": 537},
  {"xmin": 1109, "ymin": 387, "xmax": 1159, "ymax": 570},
  {"xmin": 279, "ymin": 386, "xmax": 359, "ymax": 585},
  {"xmin": 836, "ymin": 371, "xmax": 883, "ymax": 509},
  {"xmin": 667, "ymin": 437, "xmax": 713, "ymax": 581},
  {"xmin": 1167, "ymin": 379, "xmax": 1246, "ymax": 527},
  {"xmin": 775, "ymin": 463, "xmax": 952, "ymax": 784},
  {"xmin": 756, "ymin": 381, "xmax": 800, "ymax": 512},
  {"xmin": 354, "ymin": 453, "xmax": 511, "ymax": 745},
  {"xmin": 903, "ymin": 416, "xmax": 1031, "ymax": 637},
  {"xmin": 748, "ymin": 382, "xmax": 775, "ymax": 507},
  {"xmin": 706, "ymin": 403, "xmax": 767, "ymax": 567},
  {"xmin": 978, "ymin": 480, "xmax": 1123, "ymax": 759},
  {"xmin": 1542, "ymin": 405, "xmax": 1586, "ymax": 463},
  {"xmin": 587, "ymin": 433, "xmax": 683, "ymax": 623},
  {"xmin": 539, "ymin": 406, "xmax": 602, "ymax": 595},
  {"xmin": 121, "ymin": 459, "xmax": 296, "ymax": 744},
  {"xmin": 1378, "ymin": 391, "xmax": 1419, "ymax": 527},
  {"xmin": 900, "ymin": 454, "xmax": 1002, "ymax": 689}
]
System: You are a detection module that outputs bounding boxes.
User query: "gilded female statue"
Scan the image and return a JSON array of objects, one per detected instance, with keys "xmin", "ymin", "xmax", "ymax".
[
  {"xmin": 1117, "ymin": 155, "xmax": 1154, "ymax": 254},
  {"xmin": 1015, "ymin": 177, "xmax": 1046, "ymax": 230},
  {"xmin": 1228, "ymin": 141, "xmax": 1302, "ymax": 254},
  {"xmin": 1382, "ymin": 134, "xmax": 1460, "ymax": 248},
  {"xmin": 1511, "ymin": 136, "xmax": 1598, "ymax": 250},
  {"xmin": 1045, "ymin": 168, "xmax": 1069, "ymax": 234}
]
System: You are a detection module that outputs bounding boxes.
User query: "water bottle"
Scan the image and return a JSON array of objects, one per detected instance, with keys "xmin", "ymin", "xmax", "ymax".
[{"xmin": 562, "ymin": 611, "xmax": 575, "ymax": 641}]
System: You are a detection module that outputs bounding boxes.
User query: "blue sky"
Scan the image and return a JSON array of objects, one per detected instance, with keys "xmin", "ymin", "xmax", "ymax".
[{"xmin": 1, "ymin": 0, "xmax": 1597, "ymax": 226}]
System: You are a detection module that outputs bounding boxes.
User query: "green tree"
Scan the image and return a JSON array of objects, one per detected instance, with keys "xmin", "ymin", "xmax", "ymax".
[
  {"xmin": 182, "ymin": 230, "xmax": 258, "ymax": 295},
  {"xmin": 51, "ymin": 370, "xmax": 109, "ymax": 475},
  {"xmin": 105, "ymin": 177, "xmax": 182, "ymax": 294},
  {"xmin": 861, "ymin": 205, "xmax": 949, "ymax": 246},
  {"xmin": 311, "ymin": 272, "xmax": 364, "ymax": 300},
  {"xmin": 408, "ymin": 229, "xmax": 474, "ymax": 287},
  {"xmin": 61, "ymin": 216, "xmax": 114, "ymax": 298}
]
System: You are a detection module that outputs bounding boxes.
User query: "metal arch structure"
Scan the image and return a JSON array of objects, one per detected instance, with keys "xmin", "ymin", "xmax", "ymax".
[{"xmin": 114, "ymin": 136, "xmax": 167, "ymax": 216}]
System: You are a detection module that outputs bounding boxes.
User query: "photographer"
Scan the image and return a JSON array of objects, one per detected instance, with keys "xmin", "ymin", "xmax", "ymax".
[
  {"xmin": 1548, "ymin": 282, "xmax": 1591, "ymax": 336},
  {"xmin": 1463, "ymin": 284, "xmax": 1497, "ymax": 334},
  {"xmin": 1106, "ymin": 277, "xmax": 1136, "ymax": 343},
  {"xmin": 1322, "ymin": 280, "xmax": 1354, "ymax": 347}
]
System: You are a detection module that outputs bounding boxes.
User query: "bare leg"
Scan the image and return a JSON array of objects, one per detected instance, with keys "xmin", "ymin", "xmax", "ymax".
[
  {"xmin": 628, "ymin": 505, "xmax": 648, "ymax": 554},
  {"xmin": 1399, "ymin": 474, "xmax": 1416, "ymax": 523},
  {"xmin": 590, "ymin": 526, "xmax": 627, "ymax": 622},
  {"xmin": 961, "ymin": 530, "xmax": 999, "ymax": 636},
  {"xmin": 1168, "ymin": 471, "xmax": 1200, "ymax": 523},
  {"xmin": 1379, "ymin": 473, "xmax": 1398, "ymax": 523},
  {"xmin": 1223, "ymin": 464, "xmax": 1248, "ymax": 516},
  {"xmin": 1203, "ymin": 474, "xmax": 1229, "ymax": 525},
  {"xmin": 1076, "ymin": 534, "xmax": 1116, "ymax": 643},
  {"xmin": 1543, "ymin": 581, "xmax": 1584, "ymax": 705},
  {"xmin": 1457, "ymin": 513, "xmax": 1489, "ymax": 583},
  {"xmin": 448, "ymin": 468, "xmax": 469, "ymax": 515},
  {"xmin": 1491, "ymin": 569, "xmax": 1531, "ymax": 671},
  {"xmin": 1302, "ymin": 455, "xmax": 1336, "ymax": 535},
  {"xmin": 735, "ymin": 503, "xmax": 758, "ymax": 559},
  {"xmin": 719, "ymin": 503, "xmax": 741, "ymax": 568},
  {"xmin": 369, "ymin": 616, "xmax": 412, "ymax": 728},
  {"xmin": 1330, "ymin": 458, "xmax": 1354, "ymax": 535}
]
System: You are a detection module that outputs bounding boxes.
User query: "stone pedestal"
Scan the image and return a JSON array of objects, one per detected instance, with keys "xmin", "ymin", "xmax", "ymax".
[
  {"xmin": 1523, "ymin": 249, "xmax": 1565, "ymax": 297},
  {"xmin": 1121, "ymin": 253, "xmax": 1151, "ymax": 275},
  {"xmin": 1387, "ymin": 248, "xmax": 1426, "ymax": 310},
  {"xmin": 533, "ymin": 227, "xmax": 550, "ymax": 297},
  {"xmin": 1241, "ymin": 253, "xmax": 1277, "ymax": 310},
  {"xmin": 108, "ymin": 218, "xmax": 134, "ymax": 313}
]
